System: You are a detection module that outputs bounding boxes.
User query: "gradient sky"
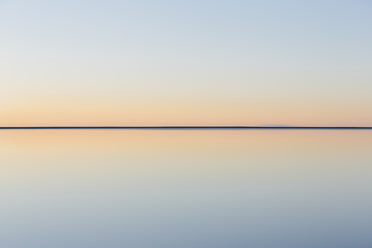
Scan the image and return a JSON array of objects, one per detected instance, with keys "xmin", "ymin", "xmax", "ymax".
[{"xmin": 1, "ymin": 0, "xmax": 371, "ymax": 126}]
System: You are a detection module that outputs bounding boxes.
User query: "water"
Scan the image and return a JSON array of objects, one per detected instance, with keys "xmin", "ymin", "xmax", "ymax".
[{"xmin": 1, "ymin": 130, "xmax": 372, "ymax": 248}]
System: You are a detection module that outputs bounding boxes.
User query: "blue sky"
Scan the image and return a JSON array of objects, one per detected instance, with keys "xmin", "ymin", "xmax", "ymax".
[{"xmin": 1, "ymin": 0, "xmax": 371, "ymax": 125}]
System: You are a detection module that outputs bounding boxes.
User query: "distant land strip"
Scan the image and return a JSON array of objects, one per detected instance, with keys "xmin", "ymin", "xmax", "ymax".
[{"xmin": 1, "ymin": 126, "xmax": 372, "ymax": 130}]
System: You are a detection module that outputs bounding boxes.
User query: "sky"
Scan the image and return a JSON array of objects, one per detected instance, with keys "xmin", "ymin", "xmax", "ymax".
[{"xmin": 1, "ymin": 0, "xmax": 371, "ymax": 126}]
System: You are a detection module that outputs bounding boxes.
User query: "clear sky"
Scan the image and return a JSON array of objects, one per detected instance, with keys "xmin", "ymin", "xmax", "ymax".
[{"xmin": 1, "ymin": 0, "xmax": 371, "ymax": 126}]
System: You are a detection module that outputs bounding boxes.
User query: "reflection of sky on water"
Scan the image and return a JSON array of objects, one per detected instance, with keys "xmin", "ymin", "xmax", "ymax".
[{"xmin": 1, "ymin": 130, "xmax": 372, "ymax": 248}]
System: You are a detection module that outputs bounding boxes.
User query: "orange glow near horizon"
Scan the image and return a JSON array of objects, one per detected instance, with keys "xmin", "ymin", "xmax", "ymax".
[{"xmin": 2, "ymin": 96, "xmax": 371, "ymax": 127}]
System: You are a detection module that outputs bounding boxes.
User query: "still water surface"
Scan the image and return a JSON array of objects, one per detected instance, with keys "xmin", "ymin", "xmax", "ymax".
[{"xmin": 1, "ymin": 130, "xmax": 372, "ymax": 248}]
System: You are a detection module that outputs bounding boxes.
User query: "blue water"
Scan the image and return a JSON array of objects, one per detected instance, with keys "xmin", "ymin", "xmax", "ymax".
[{"xmin": 1, "ymin": 130, "xmax": 372, "ymax": 248}]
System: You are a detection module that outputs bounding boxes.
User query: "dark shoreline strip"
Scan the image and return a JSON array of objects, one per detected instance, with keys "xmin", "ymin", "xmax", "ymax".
[{"xmin": 1, "ymin": 126, "xmax": 372, "ymax": 130}]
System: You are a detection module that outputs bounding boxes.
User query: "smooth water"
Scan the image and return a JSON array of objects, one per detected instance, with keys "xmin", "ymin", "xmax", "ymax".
[{"xmin": 1, "ymin": 130, "xmax": 372, "ymax": 248}]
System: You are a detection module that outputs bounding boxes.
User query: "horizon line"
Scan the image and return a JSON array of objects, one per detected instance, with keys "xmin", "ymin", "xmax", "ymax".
[{"xmin": 1, "ymin": 126, "xmax": 372, "ymax": 130}]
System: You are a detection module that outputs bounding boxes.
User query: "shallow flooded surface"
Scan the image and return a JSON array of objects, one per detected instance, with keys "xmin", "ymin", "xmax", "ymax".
[{"xmin": 1, "ymin": 130, "xmax": 372, "ymax": 248}]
